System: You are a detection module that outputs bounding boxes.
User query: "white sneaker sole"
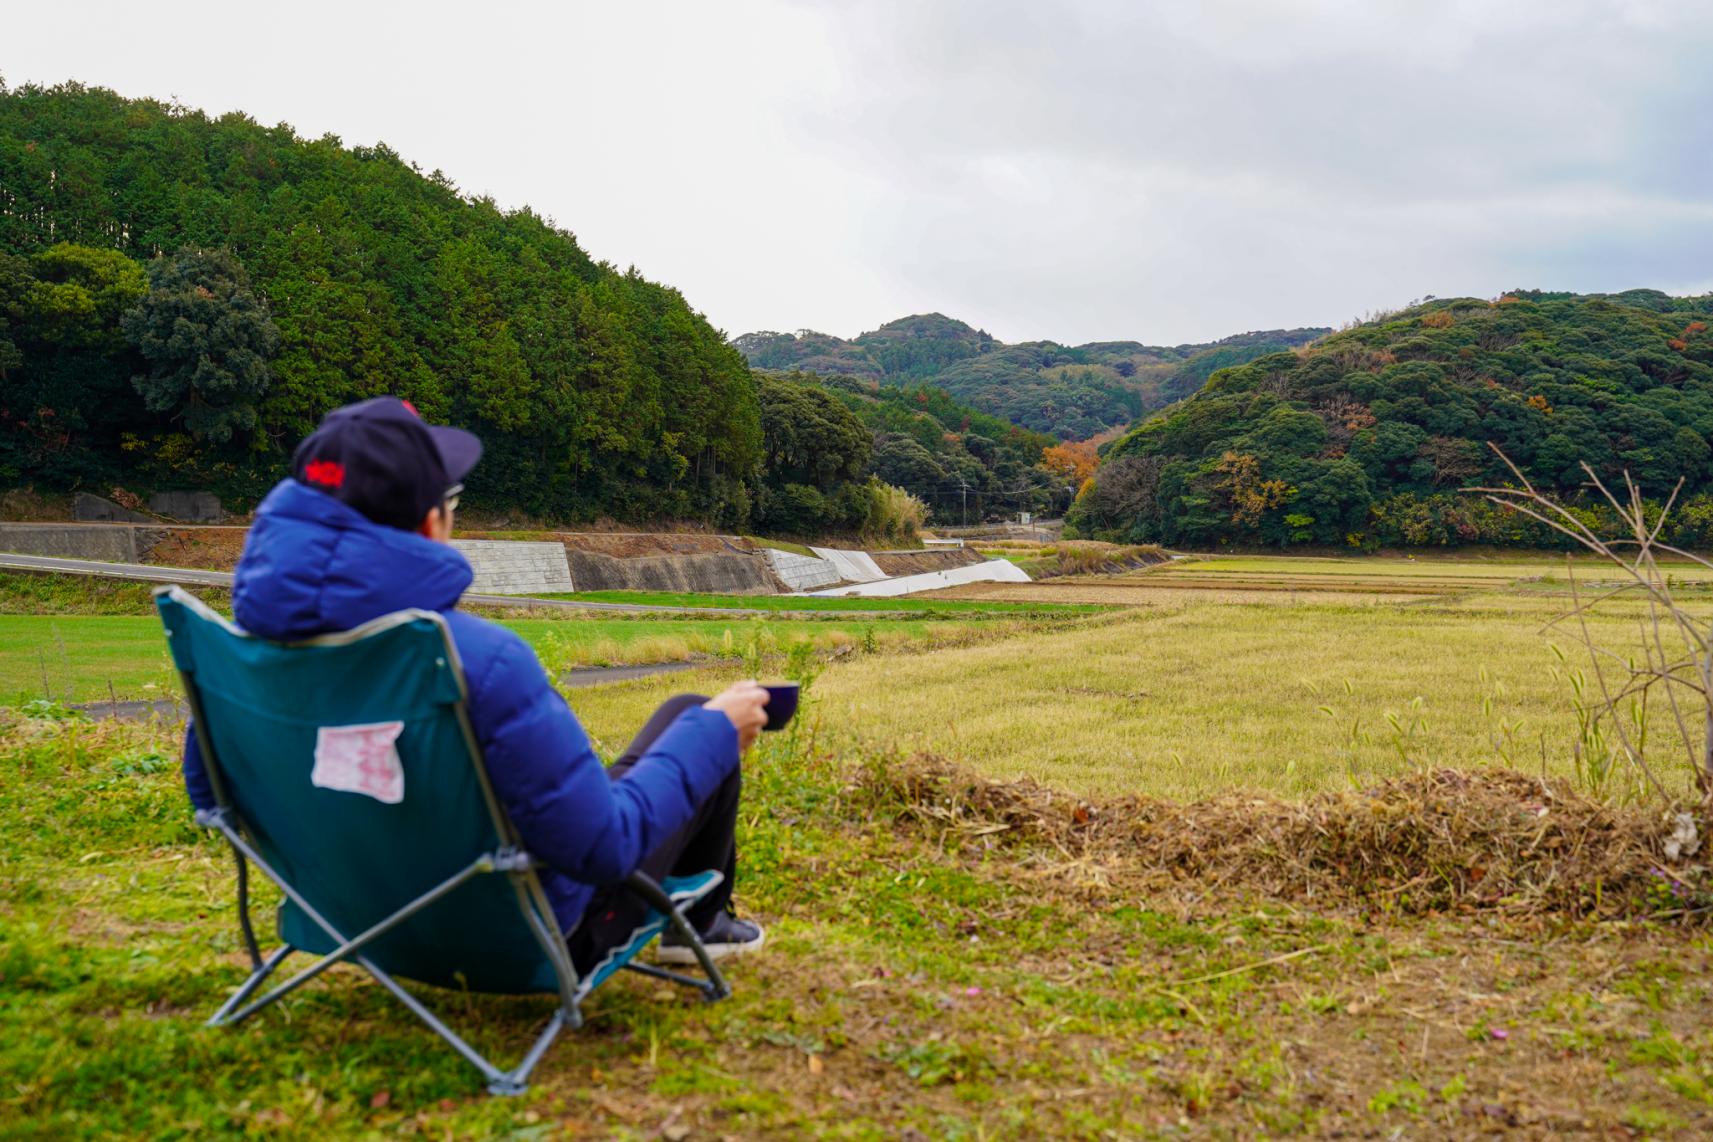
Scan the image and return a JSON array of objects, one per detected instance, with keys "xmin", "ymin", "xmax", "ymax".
[{"xmin": 656, "ymin": 924, "xmax": 766, "ymax": 964}]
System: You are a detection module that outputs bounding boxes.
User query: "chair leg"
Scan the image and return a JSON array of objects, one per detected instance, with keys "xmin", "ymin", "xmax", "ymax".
[
  {"xmin": 623, "ymin": 960, "xmax": 722, "ymax": 992},
  {"xmin": 489, "ymin": 1008, "xmax": 571, "ymax": 1096},
  {"xmin": 621, "ymin": 872, "xmax": 732, "ymax": 1002},
  {"xmin": 351, "ymin": 954, "xmax": 577, "ymax": 1096},
  {"xmin": 230, "ymin": 842, "xmax": 263, "ymax": 970},
  {"xmin": 207, "ymin": 945, "xmax": 293, "ymax": 1027}
]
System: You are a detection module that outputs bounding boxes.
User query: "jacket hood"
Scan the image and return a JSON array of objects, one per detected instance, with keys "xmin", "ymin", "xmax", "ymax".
[{"xmin": 232, "ymin": 479, "xmax": 474, "ymax": 640}]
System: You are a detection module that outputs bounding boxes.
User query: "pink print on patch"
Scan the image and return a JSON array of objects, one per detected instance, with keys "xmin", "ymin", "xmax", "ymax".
[{"xmin": 311, "ymin": 721, "xmax": 407, "ymax": 804}]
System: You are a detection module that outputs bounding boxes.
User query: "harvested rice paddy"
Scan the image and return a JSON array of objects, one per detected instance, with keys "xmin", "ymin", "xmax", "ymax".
[{"xmin": 569, "ymin": 553, "xmax": 1711, "ymax": 801}]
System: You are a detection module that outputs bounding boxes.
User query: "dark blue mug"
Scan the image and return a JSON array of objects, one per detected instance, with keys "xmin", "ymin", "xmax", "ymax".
[{"xmin": 762, "ymin": 683, "xmax": 800, "ymax": 731}]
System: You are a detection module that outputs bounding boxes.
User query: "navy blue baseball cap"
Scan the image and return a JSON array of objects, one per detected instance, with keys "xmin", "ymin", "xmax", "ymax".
[{"xmin": 291, "ymin": 397, "xmax": 483, "ymax": 531}]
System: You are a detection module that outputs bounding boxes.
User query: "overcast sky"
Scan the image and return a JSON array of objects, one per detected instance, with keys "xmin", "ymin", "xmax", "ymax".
[{"xmin": 6, "ymin": 0, "xmax": 1712, "ymax": 345}]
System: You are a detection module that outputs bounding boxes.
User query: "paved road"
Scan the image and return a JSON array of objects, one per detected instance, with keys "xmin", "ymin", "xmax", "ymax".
[{"xmin": 2, "ymin": 552, "xmax": 235, "ymax": 588}]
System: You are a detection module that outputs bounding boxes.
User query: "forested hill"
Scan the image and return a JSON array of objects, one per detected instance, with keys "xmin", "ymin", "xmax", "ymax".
[
  {"xmin": 1068, "ymin": 290, "xmax": 1713, "ymax": 549},
  {"xmin": 733, "ymin": 315, "xmax": 1328, "ymax": 440},
  {"xmin": 771, "ymin": 371, "xmax": 1067, "ymax": 524},
  {"xmin": 0, "ymin": 82, "xmax": 762, "ymax": 524}
]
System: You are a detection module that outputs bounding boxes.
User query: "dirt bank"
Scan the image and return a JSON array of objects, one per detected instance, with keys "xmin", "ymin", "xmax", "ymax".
[{"xmin": 869, "ymin": 547, "xmax": 986, "ymax": 576}]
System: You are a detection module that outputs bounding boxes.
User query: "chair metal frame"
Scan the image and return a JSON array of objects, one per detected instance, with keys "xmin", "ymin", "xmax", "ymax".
[{"xmin": 158, "ymin": 586, "xmax": 731, "ymax": 1095}]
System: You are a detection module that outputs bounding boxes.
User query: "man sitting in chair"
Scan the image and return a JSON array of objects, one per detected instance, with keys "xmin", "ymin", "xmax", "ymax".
[{"xmin": 180, "ymin": 396, "xmax": 770, "ymax": 971}]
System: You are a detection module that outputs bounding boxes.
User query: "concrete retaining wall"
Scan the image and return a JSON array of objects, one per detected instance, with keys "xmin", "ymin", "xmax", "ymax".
[
  {"xmin": 0, "ymin": 520, "xmax": 846, "ymax": 598},
  {"xmin": 0, "ymin": 523, "xmax": 153, "ymax": 563},
  {"xmin": 809, "ymin": 546, "xmax": 887, "ymax": 583},
  {"xmin": 451, "ymin": 540, "xmax": 576, "ymax": 595},
  {"xmin": 73, "ymin": 493, "xmax": 152, "ymax": 523},
  {"xmin": 564, "ymin": 550, "xmax": 778, "ymax": 594},
  {"xmin": 765, "ymin": 549, "xmax": 844, "ymax": 591},
  {"xmin": 149, "ymin": 491, "xmax": 226, "ymax": 523}
]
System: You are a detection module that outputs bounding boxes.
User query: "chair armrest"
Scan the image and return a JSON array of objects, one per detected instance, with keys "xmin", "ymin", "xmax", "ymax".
[
  {"xmin": 622, "ymin": 871, "xmax": 677, "ymax": 913},
  {"xmin": 491, "ymin": 848, "xmax": 534, "ymax": 872}
]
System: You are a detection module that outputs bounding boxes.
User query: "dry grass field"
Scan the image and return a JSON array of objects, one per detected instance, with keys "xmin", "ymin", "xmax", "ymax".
[{"xmin": 570, "ymin": 554, "xmax": 1710, "ymax": 803}]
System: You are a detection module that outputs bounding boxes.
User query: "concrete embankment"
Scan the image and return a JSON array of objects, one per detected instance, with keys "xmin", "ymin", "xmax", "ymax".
[
  {"xmin": 0, "ymin": 523, "xmax": 166, "ymax": 563},
  {"xmin": 564, "ymin": 549, "xmax": 776, "ymax": 594},
  {"xmin": 0, "ymin": 523, "xmax": 780, "ymax": 595},
  {"xmin": 0, "ymin": 521, "xmax": 997, "ymax": 598},
  {"xmin": 0, "ymin": 523, "xmax": 248, "ymax": 570}
]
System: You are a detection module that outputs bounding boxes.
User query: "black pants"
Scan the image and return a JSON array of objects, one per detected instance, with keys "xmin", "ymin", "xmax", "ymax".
[{"xmin": 564, "ymin": 694, "xmax": 741, "ymax": 975}]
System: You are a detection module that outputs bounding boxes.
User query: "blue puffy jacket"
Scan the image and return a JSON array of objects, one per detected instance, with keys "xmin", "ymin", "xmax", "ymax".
[{"xmin": 182, "ymin": 478, "xmax": 740, "ymax": 934}]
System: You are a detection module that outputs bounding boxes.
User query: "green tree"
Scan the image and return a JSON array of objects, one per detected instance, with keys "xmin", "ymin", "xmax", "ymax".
[
  {"xmin": 754, "ymin": 373, "xmax": 874, "ymax": 533},
  {"xmin": 122, "ymin": 248, "xmax": 280, "ymax": 444},
  {"xmin": 756, "ymin": 373, "xmax": 871, "ymax": 490},
  {"xmin": 0, "ymin": 243, "xmax": 148, "ymax": 484},
  {"xmin": 870, "ymin": 434, "xmax": 947, "ymax": 499}
]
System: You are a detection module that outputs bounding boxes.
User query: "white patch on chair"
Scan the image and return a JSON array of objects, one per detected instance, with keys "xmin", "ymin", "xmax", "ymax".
[{"xmin": 311, "ymin": 721, "xmax": 406, "ymax": 804}]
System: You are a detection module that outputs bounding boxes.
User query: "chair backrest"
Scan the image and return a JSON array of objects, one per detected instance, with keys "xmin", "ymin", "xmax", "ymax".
[{"xmin": 156, "ymin": 587, "xmax": 566, "ymax": 995}]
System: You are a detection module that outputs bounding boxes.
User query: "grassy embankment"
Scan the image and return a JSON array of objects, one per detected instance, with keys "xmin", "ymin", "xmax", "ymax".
[{"xmin": 975, "ymin": 540, "xmax": 1169, "ymax": 579}]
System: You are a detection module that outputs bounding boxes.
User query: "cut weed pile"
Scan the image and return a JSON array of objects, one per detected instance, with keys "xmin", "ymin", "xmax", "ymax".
[{"xmin": 852, "ymin": 756, "xmax": 1700, "ymax": 920}]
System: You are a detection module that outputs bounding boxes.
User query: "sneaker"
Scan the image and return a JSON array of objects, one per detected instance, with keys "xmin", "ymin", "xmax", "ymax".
[{"xmin": 658, "ymin": 911, "xmax": 766, "ymax": 964}]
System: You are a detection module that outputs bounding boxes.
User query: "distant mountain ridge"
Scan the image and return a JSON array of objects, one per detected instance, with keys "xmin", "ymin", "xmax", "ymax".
[{"xmin": 733, "ymin": 314, "xmax": 1329, "ymax": 439}]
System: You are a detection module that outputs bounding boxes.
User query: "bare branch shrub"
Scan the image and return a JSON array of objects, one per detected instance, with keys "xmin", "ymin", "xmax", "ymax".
[{"xmin": 1472, "ymin": 450, "xmax": 1713, "ymax": 836}]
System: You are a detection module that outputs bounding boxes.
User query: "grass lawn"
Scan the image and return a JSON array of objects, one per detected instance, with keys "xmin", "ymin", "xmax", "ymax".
[
  {"xmin": 0, "ymin": 616, "xmax": 181, "ymax": 706},
  {"xmin": 5, "ymin": 710, "xmax": 1713, "ymax": 1138},
  {"xmin": 0, "ymin": 612, "xmax": 1022, "ymax": 706}
]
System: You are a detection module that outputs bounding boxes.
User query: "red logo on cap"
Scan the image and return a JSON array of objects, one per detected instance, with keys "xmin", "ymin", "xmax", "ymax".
[
  {"xmin": 305, "ymin": 459, "xmax": 346, "ymax": 488},
  {"xmin": 400, "ymin": 400, "xmax": 419, "ymax": 417}
]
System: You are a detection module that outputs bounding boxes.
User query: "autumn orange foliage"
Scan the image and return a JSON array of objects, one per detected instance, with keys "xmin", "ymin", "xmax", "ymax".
[
  {"xmin": 1216, "ymin": 452, "xmax": 1291, "ymax": 525},
  {"xmin": 1042, "ymin": 440, "xmax": 1100, "ymax": 483}
]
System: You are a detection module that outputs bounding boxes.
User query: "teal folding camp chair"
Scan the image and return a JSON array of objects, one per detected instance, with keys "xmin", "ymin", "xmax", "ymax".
[{"xmin": 155, "ymin": 586, "xmax": 731, "ymax": 1094}]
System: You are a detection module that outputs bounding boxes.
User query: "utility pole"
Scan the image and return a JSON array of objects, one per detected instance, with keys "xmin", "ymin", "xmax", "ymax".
[{"xmin": 960, "ymin": 478, "xmax": 969, "ymax": 527}]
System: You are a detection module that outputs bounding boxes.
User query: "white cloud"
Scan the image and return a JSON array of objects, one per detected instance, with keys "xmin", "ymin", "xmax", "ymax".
[{"xmin": 5, "ymin": 0, "xmax": 1711, "ymax": 344}]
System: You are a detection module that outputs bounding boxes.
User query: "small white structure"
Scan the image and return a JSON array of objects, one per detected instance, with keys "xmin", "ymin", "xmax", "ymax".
[
  {"xmin": 922, "ymin": 538, "xmax": 965, "ymax": 548},
  {"xmin": 809, "ymin": 546, "xmax": 887, "ymax": 583},
  {"xmin": 451, "ymin": 540, "xmax": 576, "ymax": 595},
  {"xmin": 805, "ymin": 557, "xmax": 1030, "ymax": 598}
]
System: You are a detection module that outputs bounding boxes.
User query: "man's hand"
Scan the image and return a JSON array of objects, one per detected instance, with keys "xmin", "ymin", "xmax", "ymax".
[{"xmin": 704, "ymin": 680, "xmax": 770, "ymax": 752}]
